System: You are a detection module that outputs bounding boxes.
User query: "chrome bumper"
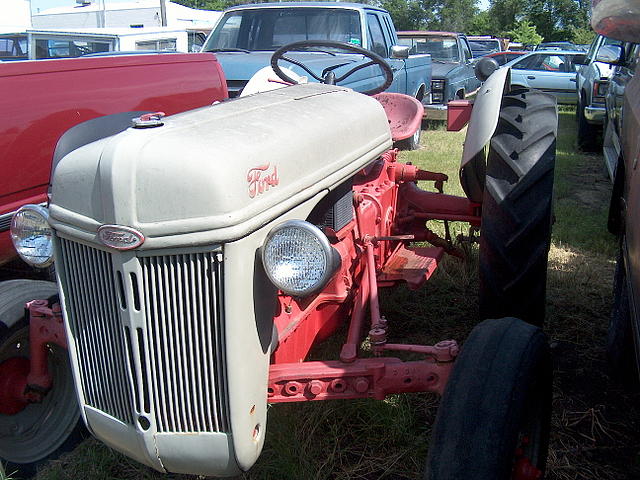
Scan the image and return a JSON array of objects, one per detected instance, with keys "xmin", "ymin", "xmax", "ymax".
[
  {"xmin": 424, "ymin": 103, "xmax": 448, "ymax": 120},
  {"xmin": 585, "ymin": 105, "xmax": 606, "ymax": 124}
]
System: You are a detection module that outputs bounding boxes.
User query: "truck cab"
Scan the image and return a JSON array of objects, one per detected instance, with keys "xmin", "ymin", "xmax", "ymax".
[
  {"xmin": 575, "ymin": 34, "xmax": 622, "ymax": 151},
  {"xmin": 202, "ymin": 2, "xmax": 431, "ymax": 102}
]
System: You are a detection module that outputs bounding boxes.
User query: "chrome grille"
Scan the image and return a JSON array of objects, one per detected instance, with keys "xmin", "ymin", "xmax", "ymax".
[
  {"xmin": 59, "ymin": 239, "xmax": 134, "ymax": 424},
  {"xmin": 141, "ymin": 253, "xmax": 228, "ymax": 433},
  {"xmin": 58, "ymin": 238, "xmax": 228, "ymax": 433}
]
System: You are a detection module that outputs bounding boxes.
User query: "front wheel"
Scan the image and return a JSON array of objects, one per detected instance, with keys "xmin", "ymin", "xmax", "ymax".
[
  {"xmin": 397, "ymin": 125, "xmax": 421, "ymax": 150},
  {"xmin": 479, "ymin": 88, "xmax": 557, "ymax": 326},
  {"xmin": 425, "ymin": 317, "xmax": 552, "ymax": 480},
  {"xmin": 0, "ymin": 280, "xmax": 85, "ymax": 478}
]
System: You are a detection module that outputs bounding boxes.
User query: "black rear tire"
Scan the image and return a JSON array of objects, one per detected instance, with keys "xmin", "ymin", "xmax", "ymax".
[
  {"xmin": 425, "ymin": 317, "xmax": 552, "ymax": 480},
  {"xmin": 479, "ymin": 89, "xmax": 557, "ymax": 326},
  {"xmin": 0, "ymin": 280, "xmax": 86, "ymax": 479},
  {"xmin": 607, "ymin": 245, "xmax": 640, "ymax": 389},
  {"xmin": 576, "ymin": 95, "xmax": 599, "ymax": 152}
]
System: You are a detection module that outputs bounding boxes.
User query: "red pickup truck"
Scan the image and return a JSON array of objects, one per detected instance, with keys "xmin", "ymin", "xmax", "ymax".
[{"xmin": 0, "ymin": 53, "xmax": 227, "ymax": 477}]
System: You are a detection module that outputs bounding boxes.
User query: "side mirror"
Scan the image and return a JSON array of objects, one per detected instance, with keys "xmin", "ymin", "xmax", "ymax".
[
  {"xmin": 573, "ymin": 54, "xmax": 588, "ymax": 65},
  {"xmin": 596, "ymin": 44, "xmax": 623, "ymax": 64},
  {"xmin": 390, "ymin": 45, "xmax": 410, "ymax": 59},
  {"xmin": 474, "ymin": 57, "xmax": 499, "ymax": 82}
]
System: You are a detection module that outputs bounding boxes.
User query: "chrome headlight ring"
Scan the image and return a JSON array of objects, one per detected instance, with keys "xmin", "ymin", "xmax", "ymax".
[{"xmin": 261, "ymin": 220, "xmax": 340, "ymax": 297}]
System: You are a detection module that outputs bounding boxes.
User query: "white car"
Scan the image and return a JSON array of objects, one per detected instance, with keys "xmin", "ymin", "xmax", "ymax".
[{"xmin": 504, "ymin": 50, "xmax": 588, "ymax": 104}]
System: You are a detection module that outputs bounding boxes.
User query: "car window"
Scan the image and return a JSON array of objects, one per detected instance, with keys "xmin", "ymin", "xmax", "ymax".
[
  {"xmin": 366, "ymin": 13, "xmax": 388, "ymax": 57},
  {"xmin": 514, "ymin": 53, "xmax": 567, "ymax": 72},
  {"xmin": 205, "ymin": 8, "xmax": 363, "ymax": 51},
  {"xmin": 461, "ymin": 38, "xmax": 472, "ymax": 61},
  {"xmin": 398, "ymin": 36, "xmax": 459, "ymax": 61}
]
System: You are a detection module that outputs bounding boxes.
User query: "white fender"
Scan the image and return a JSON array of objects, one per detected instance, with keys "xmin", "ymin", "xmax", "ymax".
[
  {"xmin": 461, "ymin": 67, "xmax": 511, "ymax": 168},
  {"xmin": 240, "ymin": 66, "xmax": 308, "ymax": 97}
]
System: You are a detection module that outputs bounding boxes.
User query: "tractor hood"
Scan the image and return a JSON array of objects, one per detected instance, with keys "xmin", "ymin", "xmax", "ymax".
[{"xmin": 49, "ymin": 83, "xmax": 392, "ymax": 249}]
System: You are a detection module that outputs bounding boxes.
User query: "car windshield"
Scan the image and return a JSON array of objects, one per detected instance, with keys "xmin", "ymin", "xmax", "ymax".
[
  {"xmin": 397, "ymin": 36, "xmax": 460, "ymax": 62},
  {"xmin": 203, "ymin": 7, "xmax": 362, "ymax": 52}
]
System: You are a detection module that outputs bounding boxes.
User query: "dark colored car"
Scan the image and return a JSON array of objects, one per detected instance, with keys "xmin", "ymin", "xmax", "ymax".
[
  {"xmin": 397, "ymin": 31, "xmax": 481, "ymax": 119},
  {"xmin": 592, "ymin": 0, "xmax": 640, "ymax": 385},
  {"xmin": 467, "ymin": 35, "xmax": 503, "ymax": 57},
  {"xmin": 602, "ymin": 42, "xmax": 640, "ymax": 179}
]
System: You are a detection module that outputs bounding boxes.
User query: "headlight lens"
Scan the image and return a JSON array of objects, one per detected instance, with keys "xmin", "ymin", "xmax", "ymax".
[
  {"xmin": 10, "ymin": 205, "xmax": 54, "ymax": 268},
  {"xmin": 262, "ymin": 220, "xmax": 337, "ymax": 297},
  {"xmin": 432, "ymin": 79, "xmax": 445, "ymax": 90}
]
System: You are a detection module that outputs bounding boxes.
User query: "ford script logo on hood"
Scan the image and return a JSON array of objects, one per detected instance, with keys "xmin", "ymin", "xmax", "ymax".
[{"xmin": 97, "ymin": 225, "xmax": 145, "ymax": 250}]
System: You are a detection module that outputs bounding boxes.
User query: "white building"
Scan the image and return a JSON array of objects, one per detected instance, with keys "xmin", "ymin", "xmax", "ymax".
[{"xmin": 31, "ymin": 1, "xmax": 220, "ymax": 31}]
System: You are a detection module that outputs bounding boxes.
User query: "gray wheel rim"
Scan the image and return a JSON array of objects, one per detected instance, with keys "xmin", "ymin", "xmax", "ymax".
[{"xmin": 0, "ymin": 325, "xmax": 80, "ymax": 464}]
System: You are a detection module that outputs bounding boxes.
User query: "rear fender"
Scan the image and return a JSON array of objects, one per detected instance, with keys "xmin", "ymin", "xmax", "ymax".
[
  {"xmin": 461, "ymin": 67, "xmax": 511, "ymax": 168},
  {"xmin": 457, "ymin": 67, "xmax": 511, "ymax": 203}
]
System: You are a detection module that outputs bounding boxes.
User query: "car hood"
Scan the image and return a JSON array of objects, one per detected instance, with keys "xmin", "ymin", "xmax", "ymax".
[
  {"xmin": 431, "ymin": 62, "xmax": 462, "ymax": 79},
  {"xmin": 214, "ymin": 51, "xmax": 366, "ymax": 82}
]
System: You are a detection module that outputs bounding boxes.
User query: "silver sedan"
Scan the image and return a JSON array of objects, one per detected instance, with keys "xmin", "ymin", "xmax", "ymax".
[{"xmin": 503, "ymin": 50, "xmax": 587, "ymax": 104}]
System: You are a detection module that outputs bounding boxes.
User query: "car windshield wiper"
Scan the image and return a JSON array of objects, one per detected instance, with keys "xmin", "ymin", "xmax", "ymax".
[{"xmin": 205, "ymin": 48, "xmax": 251, "ymax": 53}]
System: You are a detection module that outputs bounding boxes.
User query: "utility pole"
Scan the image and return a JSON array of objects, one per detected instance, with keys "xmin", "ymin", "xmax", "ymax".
[{"xmin": 160, "ymin": 0, "xmax": 167, "ymax": 26}]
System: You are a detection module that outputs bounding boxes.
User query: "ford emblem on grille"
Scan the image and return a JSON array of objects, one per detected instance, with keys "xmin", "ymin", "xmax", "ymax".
[{"xmin": 97, "ymin": 225, "xmax": 145, "ymax": 250}]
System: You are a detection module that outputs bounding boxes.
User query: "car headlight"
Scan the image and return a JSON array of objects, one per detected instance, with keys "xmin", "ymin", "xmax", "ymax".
[
  {"xmin": 431, "ymin": 79, "xmax": 445, "ymax": 91},
  {"xmin": 10, "ymin": 204, "xmax": 54, "ymax": 268},
  {"xmin": 262, "ymin": 220, "xmax": 340, "ymax": 297}
]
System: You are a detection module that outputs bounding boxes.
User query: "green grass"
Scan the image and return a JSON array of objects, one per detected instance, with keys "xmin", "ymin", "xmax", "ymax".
[{"xmin": 34, "ymin": 106, "xmax": 639, "ymax": 480}]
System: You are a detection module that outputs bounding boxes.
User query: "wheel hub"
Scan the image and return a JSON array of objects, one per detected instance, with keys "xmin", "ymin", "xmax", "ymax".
[{"xmin": 0, "ymin": 357, "xmax": 30, "ymax": 415}]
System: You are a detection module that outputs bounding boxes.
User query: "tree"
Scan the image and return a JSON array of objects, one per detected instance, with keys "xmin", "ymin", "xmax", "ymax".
[
  {"xmin": 488, "ymin": 0, "xmax": 590, "ymax": 41},
  {"xmin": 570, "ymin": 26, "xmax": 596, "ymax": 44},
  {"xmin": 469, "ymin": 10, "xmax": 494, "ymax": 35},
  {"xmin": 508, "ymin": 20, "xmax": 543, "ymax": 45},
  {"xmin": 437, "ymin": 0, "xmax": 480, "ymax": 32},
  {"xmin": 379, "ymin": 0, "xmax": 428, "ymax": 30}
]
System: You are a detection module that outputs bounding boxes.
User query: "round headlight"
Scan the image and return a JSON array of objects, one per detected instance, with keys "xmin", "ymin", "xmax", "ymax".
[
  {"xmin": 10, "ymin": 205, "xmax": 54, "ymax": 268},
  {"xmin": 262, "ymin": 220, "xmax": 339, "ymax": 297}
]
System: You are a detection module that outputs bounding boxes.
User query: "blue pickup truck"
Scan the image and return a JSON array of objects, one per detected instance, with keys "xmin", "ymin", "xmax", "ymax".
[
  {"xmin": 202, "ymin": 2, "xmax": 431, "ymax": 104},
  {"xmin": 397, "ymin": 31, "xmax": 481, "ymax": 120}
]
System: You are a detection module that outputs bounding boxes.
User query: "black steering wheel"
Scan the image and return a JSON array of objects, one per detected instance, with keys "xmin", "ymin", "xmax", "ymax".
[{"xmin": 270, "ymin": 40, "xmax": 394, "ymax": 96}]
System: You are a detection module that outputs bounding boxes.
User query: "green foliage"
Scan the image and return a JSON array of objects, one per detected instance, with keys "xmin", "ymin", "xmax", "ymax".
[
  {"xmin": 570, "ymin": 26, "xmax": 596, "ymax": 44},
  {"xmin": 508, "ymin": 20, "xmax": 543, "ymax": 45},
  {"xmin": 380, "ymin": 0, "xmax": 427, "ymax": 30},
  {"xmin": 436, "ymin": 0, "xmax": 480, "ymax": 32},
  {"xmin": 488, "ymin": 0, "xmax": 590, "ymax": 41},
  {"xmin": 468, "ymin": 10, "xmax": 494, "ymax": 35}
]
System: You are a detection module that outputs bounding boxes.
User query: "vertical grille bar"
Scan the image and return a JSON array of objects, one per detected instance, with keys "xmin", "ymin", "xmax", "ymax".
[
  {"xmin": 58, "ymin": 238, "xmax": 227, "ymax": 433},
  {"xmin": 59, "ymin": 239, "xmax": 134, "ymax": 425},
  {"xmin": 140, "ymin": 251, "xmax": 228, "ymax": 433}
]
